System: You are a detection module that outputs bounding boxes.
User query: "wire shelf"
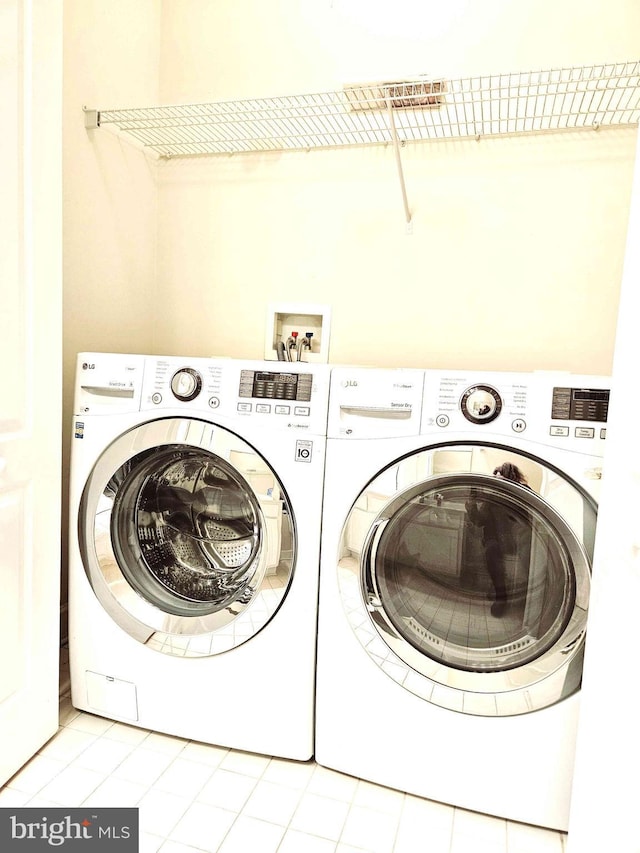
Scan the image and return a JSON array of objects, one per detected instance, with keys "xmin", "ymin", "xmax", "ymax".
[{"xmin": 88, "ymin": 60, "xmax": 640, "ymax": 158}]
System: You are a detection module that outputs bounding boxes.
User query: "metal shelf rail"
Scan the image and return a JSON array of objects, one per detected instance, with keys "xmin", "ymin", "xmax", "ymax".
[
  {"xmin": 86, "ymin": 61, "xmax": 640, "ymax": 156},
  {"xmin": 85, "ymin": 60, "xmax": 640, "ymax": 224}
]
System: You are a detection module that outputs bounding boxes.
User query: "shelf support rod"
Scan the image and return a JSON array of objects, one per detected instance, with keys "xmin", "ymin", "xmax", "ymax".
[{"xmin": 386, "ymin": 98, "xmax": 412, "ymax": 226}]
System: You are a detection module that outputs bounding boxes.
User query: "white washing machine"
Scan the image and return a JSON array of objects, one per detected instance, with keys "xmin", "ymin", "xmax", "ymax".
[
  {"xmin": 69, "ymin": 352, "xmax": 329, "ymax": 760},
  {"xmin": 315, "ymin": 366, "xmax": 609, "ymax": 829}
]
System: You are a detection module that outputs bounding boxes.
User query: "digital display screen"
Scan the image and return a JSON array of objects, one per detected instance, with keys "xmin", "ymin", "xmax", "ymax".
[
  {"xmin": 573, "ymin": 390, "xmax": 609, "ymax": 402},
  {"xmin": 239, "ymin": 370, "xmax": 312, "ymax": 402},
  {"xmin": 551, "ymin": 387, "xmax": 610, "ymax": 422}
]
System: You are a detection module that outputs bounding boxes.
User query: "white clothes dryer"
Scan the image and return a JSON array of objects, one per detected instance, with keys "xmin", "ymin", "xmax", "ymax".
[
  {"xmin": 69, "ymin": 352, "xmax": 329, "ymax": 760},
  {"xmin": 315, "ymin": 366, "xmax": 609, "ymax": 829}
]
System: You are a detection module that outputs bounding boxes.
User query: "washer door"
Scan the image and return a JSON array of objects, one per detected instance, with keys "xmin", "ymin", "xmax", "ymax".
[
  {"xmin": 339, "ymin": 443, "xmax": 596, "ymax": 716},
  {"xmin": 79, "ymin": 417, "xmax": 295, "ymax": 657}
]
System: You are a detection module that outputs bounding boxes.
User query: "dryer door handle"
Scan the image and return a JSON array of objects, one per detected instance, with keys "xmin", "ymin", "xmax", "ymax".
[
  {"xmin": 361, "ymin": 517, "xmax": 389, "ymax": 607},
  {"xmin": 361, "ymin": 517, "xmax": 404, "ymax": 643}
]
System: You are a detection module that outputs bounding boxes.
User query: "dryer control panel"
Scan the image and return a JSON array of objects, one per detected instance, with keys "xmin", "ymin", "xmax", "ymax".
[
  {"xmin": 421, "ymin": 368, "xmax": 610, "ymax": 458},
  {"xmin": 551, "ymin": 386, "xmax": 609, "ymax": 423},
  {"xmin": 422, "ymin": 370, "xmax": 529, "ymax": 436},
  {"xmin": 547, "ymin": 382, "xmax": 610, "ymax": 446}
]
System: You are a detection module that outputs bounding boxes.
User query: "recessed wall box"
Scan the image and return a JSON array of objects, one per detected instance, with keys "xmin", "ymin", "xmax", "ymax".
[{"xmin": 265, "ymin": 302, "xmax": 331, "ymax": 364}]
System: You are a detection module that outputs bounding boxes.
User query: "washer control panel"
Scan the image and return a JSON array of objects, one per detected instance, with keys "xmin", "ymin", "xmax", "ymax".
[
  {"xmin": 140, "ymin": 356, "xmax": 330, "ymax": 435},
  {"xmin": 239, "ymin": 370, "xmax": 312, "ymax": 403}
]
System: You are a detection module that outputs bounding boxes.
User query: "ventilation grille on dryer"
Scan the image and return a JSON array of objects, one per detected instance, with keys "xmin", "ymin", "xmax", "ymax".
[
  {"xmin": 405, "ymin": 617, "xmax": 442, "ymax": 647},
  {"xmin": 494, "ymin": 635, "xmax": 536, "ymax": 656}
]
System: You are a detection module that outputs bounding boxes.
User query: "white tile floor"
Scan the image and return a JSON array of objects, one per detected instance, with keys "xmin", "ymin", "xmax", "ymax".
[{"xmin": 0, "ymin": 648, "xmax": 567, "ymax": 853}]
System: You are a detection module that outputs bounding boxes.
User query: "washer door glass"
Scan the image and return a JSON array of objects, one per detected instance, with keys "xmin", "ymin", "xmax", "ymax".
[
  {"xmin": 340, "ymin": 443, "xmax": 595, "ymax": 716},
  {"xmin": 79, "ymin": 418, "xmax": 295, "ymax": 657},
  {"xmin": 111, "ymin": 447, "xmax": 262, "ymax": 615}
]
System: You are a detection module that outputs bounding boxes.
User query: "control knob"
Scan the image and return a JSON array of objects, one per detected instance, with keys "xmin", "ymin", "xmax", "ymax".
[
  {"xmin": 460, "ymin": 384, "xmax": 502, "ymax": 424},
  {"xmin": 170, "ymin": 368, "xmax": 202, "ymax": 402}
]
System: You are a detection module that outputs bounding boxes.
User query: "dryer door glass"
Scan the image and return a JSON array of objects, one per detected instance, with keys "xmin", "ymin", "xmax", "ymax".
[
  {"xmin": 340, "ymin": 443, "xmax": 595, "ymax": 715},
  {"xmin": 365, "ymin": 476, "xmax": 580, "ymax": 672},
  {"xmin": 79, "ymin": 418, "xmax": 295, "ymax": 657}
]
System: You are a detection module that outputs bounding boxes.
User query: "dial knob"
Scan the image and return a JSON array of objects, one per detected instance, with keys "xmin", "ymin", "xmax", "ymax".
[
  {"xmin": 170, "ymin": 368, "xmax": 202, "ymax": 402},
  {"xmin": 460, "ymin": 384, "xmax": 502, "ymax": 424}
]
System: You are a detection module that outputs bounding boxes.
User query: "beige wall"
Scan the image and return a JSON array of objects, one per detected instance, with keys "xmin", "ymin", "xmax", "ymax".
[
  {"xmin": 153, "ymin": 0, "xmax": 640, "ymax": 371},
  {"xmin": 155, "ymin": 128, "xmax": 635, "ymax": 372},
  {"xmin": 63, "ymin": 0, "xmax": 161, "ymax": 416},
  {"xmin": 63, "ymin": 0, "xmax": 160, "ymax": 364},
  {"xmin": 158, "ymin": 0, "xmax": 640, "ymax": 101}
]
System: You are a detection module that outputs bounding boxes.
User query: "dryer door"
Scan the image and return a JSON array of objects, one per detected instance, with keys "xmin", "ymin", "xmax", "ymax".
[
  {"xmin": 78, "ymin": 417, "xmax": 295, "ymax": 657},
  {"xmin": 339, "ymin": 443, "xmax": 596, "ymax": 715}
]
